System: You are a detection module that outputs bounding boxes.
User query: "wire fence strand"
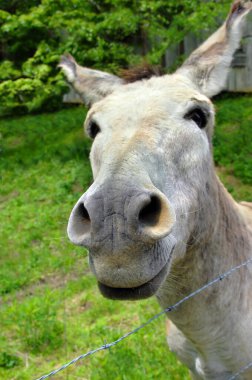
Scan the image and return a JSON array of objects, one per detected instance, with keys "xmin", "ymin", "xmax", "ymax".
[
  {"xmin": 35, "ymin": 257, "xmax": 252, "ymax": 380},
  {"xmin": 229, "ymin": 361, "xmax": 252, "ymax": 380}
]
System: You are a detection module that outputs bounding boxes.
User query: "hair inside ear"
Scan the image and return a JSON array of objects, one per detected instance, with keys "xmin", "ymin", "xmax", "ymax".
[
  {"xmin": 177, "ymin": 0, "xmax": 252, "ymax": 97},
  {"xmin": 59, "ymin": 54, "xmax": 125, "ymax": 107}
]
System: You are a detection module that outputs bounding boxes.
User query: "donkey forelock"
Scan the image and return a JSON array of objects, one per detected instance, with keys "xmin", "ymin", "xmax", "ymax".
[{"xmin": 119, "ymin": 63, "xmax": 164, "ymax": 83}]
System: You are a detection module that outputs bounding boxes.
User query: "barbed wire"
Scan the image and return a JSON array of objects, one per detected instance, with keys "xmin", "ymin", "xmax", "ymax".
[
  {"xmin": 35, "ymin": 257, "xmax": 252, "ymax": 380},
  {"xmin": 229, "ymin": 361, "xmax": 252, "ymax": 380}
]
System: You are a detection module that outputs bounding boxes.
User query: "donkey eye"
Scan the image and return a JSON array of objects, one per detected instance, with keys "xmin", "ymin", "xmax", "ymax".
[
  {"xmin": 185, "ymin": 108, "xmax": 207, "ymax": 129},
  {"xmin": 88, "ymin": 121, "xmax": 101, "ymax": 139}
]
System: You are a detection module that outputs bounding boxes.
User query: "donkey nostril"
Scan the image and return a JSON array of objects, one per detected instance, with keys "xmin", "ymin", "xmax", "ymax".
[
  {"xmin": 67, "ymin": 202, "xmax": 91, "ymax": 246},
  {"xmin": 136, "ymin": 192, "xmax": 174, "ymax": 241},
  {"xmin": 78, "ymin": 203, "xmax": 90, "ymax": 222},
  {"xmin": 139, "ymin": 196, "xmax": 161, "ymax": 227}
]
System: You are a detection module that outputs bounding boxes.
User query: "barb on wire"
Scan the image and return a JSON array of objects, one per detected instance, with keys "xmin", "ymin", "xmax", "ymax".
[{"xmin": 35, "ymin": 257, "xmax": 252, "ymax": 380}]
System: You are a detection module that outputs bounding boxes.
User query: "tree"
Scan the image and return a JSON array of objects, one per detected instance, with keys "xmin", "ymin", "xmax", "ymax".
[{"xmin": 0, "ymin": 0, "xmax": 230, "ymax": 116}]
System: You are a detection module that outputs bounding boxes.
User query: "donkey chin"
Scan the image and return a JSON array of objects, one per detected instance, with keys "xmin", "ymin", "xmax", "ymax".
[{"xmin": 90, "ymin": 239, "xmax": 176, "ymax": 301}]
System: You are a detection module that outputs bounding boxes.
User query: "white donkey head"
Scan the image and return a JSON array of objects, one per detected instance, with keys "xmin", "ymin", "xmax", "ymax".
[{"xmin": 60, "ymin": 1, "xmax": 252, "ymax": 300}]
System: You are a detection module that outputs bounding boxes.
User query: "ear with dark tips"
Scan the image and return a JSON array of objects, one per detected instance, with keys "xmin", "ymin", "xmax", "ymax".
[
  {"xmin": 59, "ymin": 54, "xmax": 125, "ymax": 107},
  {"xmin": 59, "ymin": 54, "xmax": 77, "ymax": 83},
  {"xmin": 177, "ymin": 0, "xmax": 252, "ymax": 97}
]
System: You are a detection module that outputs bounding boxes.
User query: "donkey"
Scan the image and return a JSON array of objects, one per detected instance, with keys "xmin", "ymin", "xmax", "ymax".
[{"xmin": 60, "ymin": 1, "xmax": 252, "ymax": 379}]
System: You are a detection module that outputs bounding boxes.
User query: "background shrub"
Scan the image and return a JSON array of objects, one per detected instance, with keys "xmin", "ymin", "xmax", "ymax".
[{"xmin": 0, "ymin": 0, "xmax": 230, "ymax": 116}]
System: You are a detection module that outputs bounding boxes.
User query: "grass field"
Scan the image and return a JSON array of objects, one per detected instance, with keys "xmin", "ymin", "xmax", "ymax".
[{"xmin": 0, "ymin": 94, "xmax": 251, "ymax": 380}]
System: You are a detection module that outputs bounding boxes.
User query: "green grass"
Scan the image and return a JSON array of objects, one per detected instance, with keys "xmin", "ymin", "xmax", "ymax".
[
  {"xmin": 0, "ymin": 106, "xmax": 189, "ymax": 380},
  {"xmin": 214, "ymin": 93, "xmax": 252, "ymax": 190},
  {"xmin": 0, "ymin": 94, "xmax": 251, "ymax": 380}
]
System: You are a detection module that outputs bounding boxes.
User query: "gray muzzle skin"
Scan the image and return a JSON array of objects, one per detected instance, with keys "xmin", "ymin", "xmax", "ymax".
[{"xmin": 67, "ymin": 182, "xmax": 175, "ymax": 300}]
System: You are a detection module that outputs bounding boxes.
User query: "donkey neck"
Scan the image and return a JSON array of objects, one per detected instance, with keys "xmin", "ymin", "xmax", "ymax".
[{"xmin": 157, "ymin": 173, "xmax": 251, "ymax": 329}]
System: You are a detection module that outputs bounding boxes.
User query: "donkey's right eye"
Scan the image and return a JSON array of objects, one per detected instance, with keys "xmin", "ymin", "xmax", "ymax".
[
  {"xmin": 185, "ymin": 108, "xmax": 208, "ymax": 129},
  {"xmin": 88, "ymin": 121, "xmax": 101, "ymax": 139}
]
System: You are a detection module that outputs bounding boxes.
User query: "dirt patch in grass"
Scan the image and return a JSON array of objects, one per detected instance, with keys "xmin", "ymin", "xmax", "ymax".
[
  {"xmin": 0, "ymin": 190, "xmax": 20, "ymax": 205},
  {"xmin": 1, "ymin": 266, "xmax": 89, "ymax": 306}
]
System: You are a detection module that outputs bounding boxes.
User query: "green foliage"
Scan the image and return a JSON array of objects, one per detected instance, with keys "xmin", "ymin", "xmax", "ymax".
[
  {"xmin": 0, "ymin": 60, "xmax": 21, "ymax": 80},
  {"xmin": 0, "ymin": 0, "xmax": 230, "ymax": 116},
  {"xmin": 0, "ymin": 0, "xmax": 41, "ymax": 14},
  {"xmin": 0, "ymin": 73, "xmax": 67, "ymax": 114}
]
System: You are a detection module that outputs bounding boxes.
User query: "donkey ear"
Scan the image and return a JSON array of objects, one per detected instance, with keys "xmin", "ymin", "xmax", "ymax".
[
  {"xmin": 59, "ymin": 54, "xmax": 125, "ymax": 107},
  {"xmin": 177, "ymin": 1, "xmax": 252, "ymax": 97}
]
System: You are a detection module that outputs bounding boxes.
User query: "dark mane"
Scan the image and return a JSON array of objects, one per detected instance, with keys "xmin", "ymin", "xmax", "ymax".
[{"xmin": 120, "ymin": 63, "xmax": 164, "ymax": 83}]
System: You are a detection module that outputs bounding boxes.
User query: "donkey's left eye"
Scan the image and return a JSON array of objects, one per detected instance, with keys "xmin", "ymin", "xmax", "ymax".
[{"xmin": 185, "ymin": 108, "xmax": 207, "ymax": 129}]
